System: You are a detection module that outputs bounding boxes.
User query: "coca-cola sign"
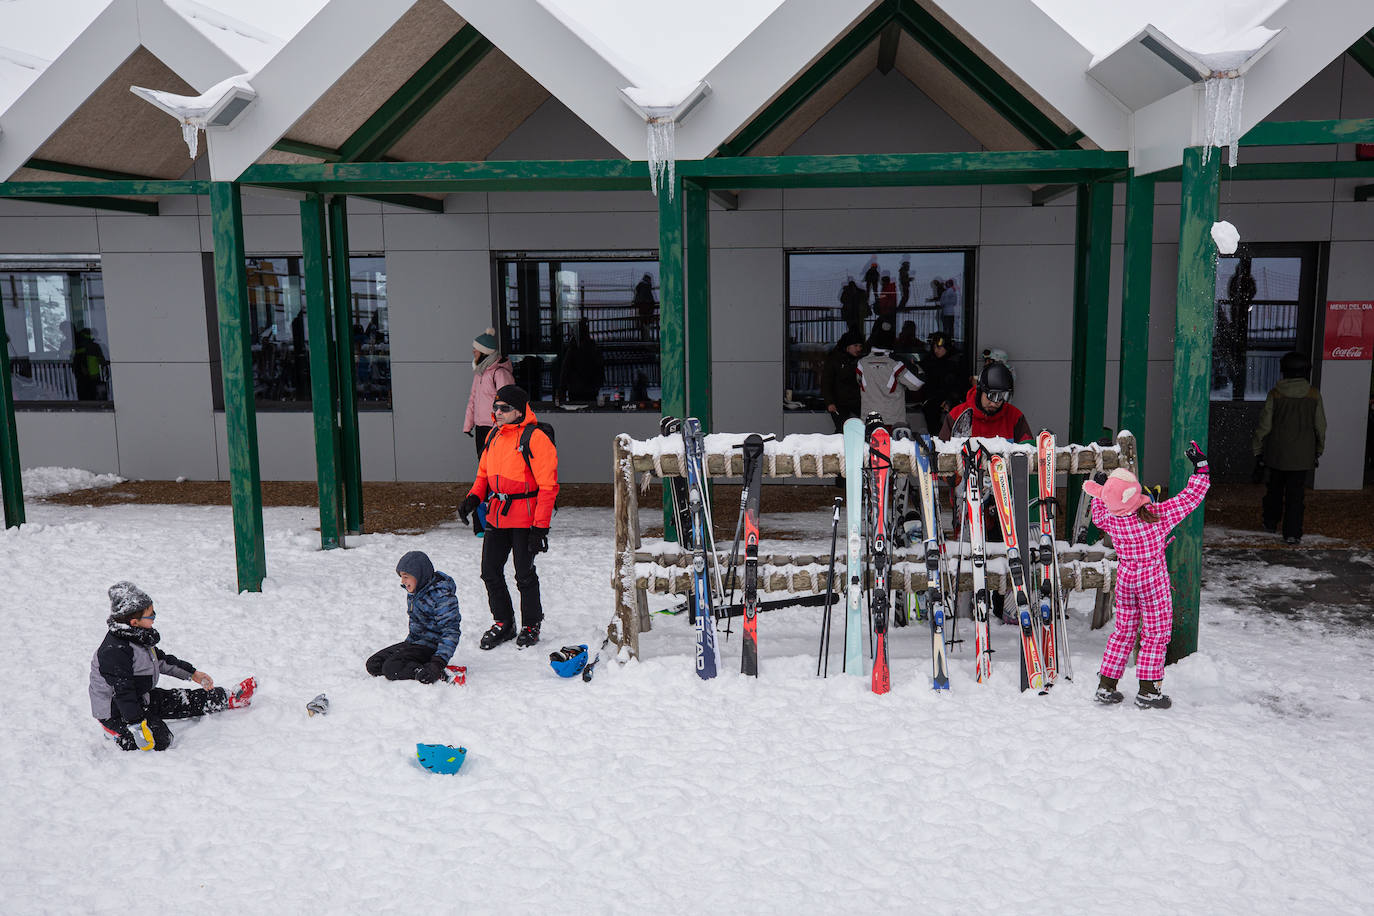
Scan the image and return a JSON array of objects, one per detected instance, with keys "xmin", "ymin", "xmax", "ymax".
[{"xmin": 1323, "ymin": 301, "xmax": 1374, "ymax": 361}]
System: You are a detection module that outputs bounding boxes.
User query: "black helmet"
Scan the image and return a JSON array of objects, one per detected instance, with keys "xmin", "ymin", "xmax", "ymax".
[
  {"xmin": 978, "ymin": 361, "xmax": 1014, "ymax": 395},
  {"xmin": 1279, "ymin": 351, "xmax": 1311, "ymax": 379},
  {"xmin": 928, "ymin": 332, "xmax": 950, "ymax": 350}
]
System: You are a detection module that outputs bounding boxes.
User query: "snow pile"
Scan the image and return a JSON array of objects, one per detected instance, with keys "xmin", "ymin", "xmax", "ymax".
[
  {"xmin": 19, "ymin": 466, "xmax": 123, "ymax": 499},
  {"xmin": 1211, "ymin": 219, "xmax": 1240, "ymax": 255},
  {"xmin": 2, "ymin": 497, "xmax": 1371, "ymax": 911}
]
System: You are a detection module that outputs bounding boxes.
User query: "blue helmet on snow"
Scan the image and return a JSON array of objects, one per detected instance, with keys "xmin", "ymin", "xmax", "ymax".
[{"xmin": 549, "ymin": 644, "xmax": 589, "ymax": 678}]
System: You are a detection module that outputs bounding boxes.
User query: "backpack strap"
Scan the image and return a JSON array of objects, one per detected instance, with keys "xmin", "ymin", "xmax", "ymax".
[{"xmin": 517, "ymin": 424, "xmax": 538, "ymax": 480}]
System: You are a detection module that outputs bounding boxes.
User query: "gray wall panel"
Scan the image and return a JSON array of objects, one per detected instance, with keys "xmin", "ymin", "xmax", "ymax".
[
  {"xmin": 783, "ymin": 206, "xmax": 981, "ymax": 249},
  {"xmin": 390, "ymin": 361, "xmax": 468, "ymax": 482},
  {"xmin": 0, "ymin": 213, "xmax": 100, "ymax": 251},
  {"xmin": 100, "ymin": 252, "xmax": 210, "ymax": 363},
  {"xmin": 710, "ymin": 248, "xmax": 783, "ymax": 363},
  {"xmin": 113, "ymin": 362, "xmax": 217, "ymax": 479},
  {"xmin": 488, "ymin": 210, "xmax": 658, "ymax": 251},
  {"xmin": 976, "ymin": 244, "xmax": 1076, "ymax": 359},
  {"xmin": 712, "ymin": 361, "xmax": 785, "ymax": 436},
  {"xmin": 96, "ymin": 214, "xmax": 201, "ymax": 253},
  {"xmin": 386, "ymin": 249, "xmax": 490, "ymax": 364},
  {"xmin": 14, "ymin": 411, "xmax": 120, "ymax": 473},
  {"xmin": 382, "ymin": 212, "xmax": 487, "ymax": 251}
]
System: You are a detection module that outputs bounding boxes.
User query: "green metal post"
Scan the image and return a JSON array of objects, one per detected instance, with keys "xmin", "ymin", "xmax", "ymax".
[
  {"xmin": 1118, "ymin": 173, "xmax": 1156, "ymax": 452},
  {"xmin": 300, "ymin": 196, "xmax": 345, "ymax": 549},
  {"xmin": 209, "ymin": 182, "xmax": 266, "ymax": 592},
  {"xmin": 0, "ymin": 321, "xmax": 24, "ymax": 528},
  {"xmin": 1065, "ymin": 182, "xmax": 1113, "ymax": 525},
  {"xmin": 1166, "ymin": 147, "xmax": 1220, "ymax": 664},
  {"xmin": 684, "ymin": 181, "xmax": 712, "ymax": 432},
  {"xmin": 327, "ymin": 195, "xmax": 363, "ymax": 534},
  {"xmin": 658, "ymin": 175, "xmax": 686, "ymax": 540}
]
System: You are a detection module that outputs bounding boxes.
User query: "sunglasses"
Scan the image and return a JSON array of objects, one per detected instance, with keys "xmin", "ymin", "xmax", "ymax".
[
  {"xmin": 493, "ymin": 403, "xmax": 518, "ymax": 413},
  {"xmin": 985, "ymin": 390, "xmax": 1010, "ymax": 405}
]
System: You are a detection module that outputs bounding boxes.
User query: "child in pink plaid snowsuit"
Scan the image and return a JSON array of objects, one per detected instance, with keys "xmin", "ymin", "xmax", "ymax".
[{"xmin": 1086, "ymin": 442, "xmax": 1210, "ymax": 709}]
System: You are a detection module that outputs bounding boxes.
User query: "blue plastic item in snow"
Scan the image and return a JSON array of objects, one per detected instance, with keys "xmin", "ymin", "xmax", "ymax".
[
  {"xmin": 416, "ymin": 743, "xmax": 467, "ymax": 774},
  {"xmin": 549, "ymin": 644, "xmax": 589, "ymax": 678}
]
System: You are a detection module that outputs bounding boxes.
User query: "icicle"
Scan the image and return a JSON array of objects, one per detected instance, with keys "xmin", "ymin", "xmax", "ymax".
[
  {"xmin": 1201, "ymin": 75, "xmax": 1246, "ymax": 168},
  {"xmin": 646, "ymin": 117, "xmax": 676, "ymax": 199},
  {"xmin": 180, "ymin": 121, "xmax": 201, "ymax": 160}
]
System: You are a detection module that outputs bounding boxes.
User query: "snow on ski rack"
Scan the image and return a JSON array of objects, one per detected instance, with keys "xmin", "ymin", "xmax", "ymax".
[{"xmin": 611, "ymin": 429, "xmax": 1137, "ymax": 658}]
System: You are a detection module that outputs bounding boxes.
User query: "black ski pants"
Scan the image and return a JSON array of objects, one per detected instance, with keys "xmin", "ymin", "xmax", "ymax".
[
  {"xmin": 366, "ymin": 641, "xmax": 434, "ymax": 680},
  {"xmin": 1262, "ymin": 468, "xmax": 1308, "ymax": 540},
  {"xmin": 99, "ymin": 686, "xmax": 229, "ymax": 751},
  {"xmin": 481, "ymin": 527, "xmax": 543, "ymax": 629}
]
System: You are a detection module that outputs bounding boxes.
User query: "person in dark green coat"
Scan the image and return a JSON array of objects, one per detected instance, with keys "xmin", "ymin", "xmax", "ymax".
[{"xmin": 1251, "ymin": 351, "xmax": 1326, "ymax": 544}]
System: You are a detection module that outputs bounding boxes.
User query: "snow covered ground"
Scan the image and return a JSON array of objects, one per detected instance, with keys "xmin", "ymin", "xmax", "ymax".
[{"xmin": 2, "ymin": 483, "xmax": 1371, "ymax": 913}]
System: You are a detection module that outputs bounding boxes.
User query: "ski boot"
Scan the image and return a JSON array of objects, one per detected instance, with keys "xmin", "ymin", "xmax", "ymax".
[
  {"xmin": 227, "ymin": 676, "xmax": 257, "ymax": 709},
  {"xmin": 1094, "ymin": 674, "xmax": 1123, "ymax": 705},
  {"xmin": 479, "ymin": 621, "xmax": 517, "ymax": 650},
  {"xmin": 1135, "ymin": 680, "xmax": 1172, "ymax": 709},
  {"xmin": 515, "ymin": 623, "xmax": 542, "ymax": 648}
]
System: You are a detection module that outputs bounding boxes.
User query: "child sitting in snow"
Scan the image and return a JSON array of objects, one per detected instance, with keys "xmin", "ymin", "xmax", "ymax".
[
  {"xmin": 1085, "ymin": 442, "xmax": 1211, "ymax": 710},
  {"xmin": 89, "ymin": 582, "xmax": 256, "ymax": 751},
  {"xmin": 365, "ymin": 551, "xmax": 462, "ymax": 684}
]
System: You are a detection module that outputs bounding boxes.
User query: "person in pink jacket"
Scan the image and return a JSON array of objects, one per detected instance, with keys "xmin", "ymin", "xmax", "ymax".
[
  {"xmin": 463, "ymin": 327, "xmax": 515, "ymax": 535},
  {"xmin": 1086, "ymin": 441, "xmax": 1211, "ymax": 710}
]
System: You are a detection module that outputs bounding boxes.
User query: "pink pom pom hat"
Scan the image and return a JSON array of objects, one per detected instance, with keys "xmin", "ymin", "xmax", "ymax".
[{"xmin": 1082, "ymin": 468, "xmax": 1151, "ymax": 517}]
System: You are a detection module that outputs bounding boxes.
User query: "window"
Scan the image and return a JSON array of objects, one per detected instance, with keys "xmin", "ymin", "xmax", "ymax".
[
  {"xmin": 786, "ymin": 250, "xmax": 974, "ymax": 407},
  {"xmin": 2, "ymin": 259, "xmax": 110, "ymax": 407},
  {"xmin": 1212, "ymin": 248, "xmax": 1313, "ymax": 401},
  {"xmin": 207, "ymin": 255, "xmax": 389, "ymax": 409},
  {"xmin": 495, "ymin": 253, "xmax": 661, "ymax": 408}
]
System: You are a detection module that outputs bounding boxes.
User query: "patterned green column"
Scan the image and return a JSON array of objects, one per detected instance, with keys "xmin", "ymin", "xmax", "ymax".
[
  {"xmin": 327, "ymin": 195, "xmax": 363, "ymax": 534},
  {"xmin": 657, "ymin": 175, "xmax": 685, "ymax": 540},
  {"xmin": 300, "ymin": 196, "xmax": 344, "ymax": 549},
  {"xmin": 684, "ymin": 181, "xmax": 712, "ymax": 432},
  {"xmin": 0, "ymin": 320, "xmax": 24, "ymax": 528},
  {"xmin": 1118, "ymin": 173, "xmax": 1156, "ymax": 451},
  {"xmin": 1167, "ymin": 147, "xmax": 1220, "ymax": 664},
  {"xmin": 209, "ymin": 182, "xmax": 266, "ymax": 592},
  {"xmin": 1066, "ymin": 181, "xmax": 1114, "ymax": 525}
]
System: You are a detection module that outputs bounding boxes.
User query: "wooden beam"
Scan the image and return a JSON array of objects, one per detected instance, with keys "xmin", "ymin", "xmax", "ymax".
[
  {"xmin": 1346, "ymin": 30, "xmax": 1374, "ymax": 81},
  {"xmin": 300, "ymin": 195, "xmax": 345, "ymax": 549},
  {"xmin": 877, "ymin": 19, "xmax": 901, "ymax": 75},
  {"xmin": 684, "ymin": 182, "xmax": 712, "ymax": 432},
  {"xmin": 1166, "ymin": 147, "xmax": 1220, "ymax": 664},
  {"xmin": 709, "ymin": 190, "xmax": 739, "ymax": 211},
  {"xmin": 209, "ymin": 182, "xmax": 266, "ymax": 592},
  {"xmin": 1069, "ymin": 182, "xmax": 1113, "ymax": 447}
]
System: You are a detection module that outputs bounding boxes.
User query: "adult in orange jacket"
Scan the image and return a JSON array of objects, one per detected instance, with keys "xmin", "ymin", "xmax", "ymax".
[{"xmin": 459, "ymin": 385, "xmax": 559, "ymax": 649}]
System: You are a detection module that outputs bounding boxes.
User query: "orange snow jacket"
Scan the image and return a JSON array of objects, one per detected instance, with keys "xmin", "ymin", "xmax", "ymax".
[{"xmin": 469, "ymin": 408, "xmax": 559, "ymax": 529}]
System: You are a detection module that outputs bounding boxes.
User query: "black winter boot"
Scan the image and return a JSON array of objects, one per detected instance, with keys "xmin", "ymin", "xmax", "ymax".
[
  {"xmin": 1094, "ymin": 674, "xmax": 1124, "ymax": 705},
  {"xmin": 479, "ymin": 621, "xmax": 517, "ymax": 650},
  {"xmin": 515, "ymin": 623, "xmax": 541, "ymax": 648},
  {"xmin": 1135, "ymin": 679, "xmax": 1172, "ymax": 709}
]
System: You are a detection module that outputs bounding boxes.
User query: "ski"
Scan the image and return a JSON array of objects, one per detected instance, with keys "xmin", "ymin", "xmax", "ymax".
[
  {"xmin": 1035, "ymin": 430, "xmax": 1065, "ymax": 684},
  {"xmin": 740, "ymin": 434, "xmax": 765, "ymax": 677},
  {"xmin": 867, "ymin": 417, "xmax": 893, "ymax": 695},
  {"xmin": 963, "ymin": 443, "xmax": 993, "ymax": 683},
  {"xmin": 990, "ymin": 454, "xmax": 1046, "ymax": 693},
  {"xmin": 661, "ymin": 417, "xmax": 698, "ymax": 623},
  {"xmin": 914, "ymin": 434, "xmax": 950, "ymax": 691},
  {"xmin": 681, "ymin": 418, "xmax": 721, "ymax": 679},
  {"xmin": 843, "ymin": 417, "xmax": 866, "ymax": 677}
]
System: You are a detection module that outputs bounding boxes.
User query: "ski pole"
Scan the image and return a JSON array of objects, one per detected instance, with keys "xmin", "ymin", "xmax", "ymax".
[{"xmin": 817, "ymin": 497, "xmax": 842, "ymax": 677}]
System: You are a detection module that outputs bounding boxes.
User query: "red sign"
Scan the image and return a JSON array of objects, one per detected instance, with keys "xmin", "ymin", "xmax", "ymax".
[{"xmin": 1323, "ymin": 301, "xmax": 1374, "ymax": 360}]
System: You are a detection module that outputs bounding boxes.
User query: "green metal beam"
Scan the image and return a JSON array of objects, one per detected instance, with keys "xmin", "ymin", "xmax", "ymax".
[
  {"xmin": 1166, "ymin": 147, "xmax": 1220, "ymax": 665},
  {"xmin": 684, "ymin": 182, "xmax": 712, "ymax": 432},
  {"xmin": 328, "ymin": 196, "xmax": 363, "ymax": 534},
  {"xmin": 1069, "ymin": 182, "xmax": 1114, "ymax": 447},
  {"xmin": 300, "ymin": 196, "xmax": 345, "ymax": 550},
  {"xmin": 9, "ymin": 196, "xmax": 158, "ymax": 216},
  {"xmin": 272, "ymin": 138, "xmax": 343, "ymax": 162},
  {"xmin": 716, "ymin": 2, "xmax": 895, "ymax": 157},
  {"xmin": 1031, "ymin": 184, "xmax": 1077, "ymax": 206},
  {"xmin": 356, "ymin": 193, "xmax": 445, "ymax": 213},
  {"xmin": 1149, "ymin": 159, "xmax": 1374, "ymax": 182},
  {"xmin": 1240, "ymin": 118, "xmax": 1374, "ymax": 146},
  {"xmin": 1118, "ymin": 173, "xmax": 1155, "ymax": 454},
  {"xmin": 240, "ymin": 159, "xmax": 648, "ymax": 193},
  {"xmin": 209, "ymin": 182, "xmax": 266, "ymax": 592},
  {"xmin": 24, "ymin": 158, "xmax": 158, "ymax": 181},
  {"xmin": 1346, "ymin": 30, "xmax": 1374, "ymax": 81},
  {"xmin": 658, "ymin": 178, "xmax": 685, "ymax": 539},
  {"xmin": 1355, "ymin": 183, "xmax": 1374, "ymax": 202},
  {"xmin": 0, "ymin": 317, "xmax": 24, "ymax": 529},
  {"xmin": 336, "ymin": 25, "xmax": 493, "ymax": 164},
  {"xmin": 0, "ymin": 180, "xmax": 209, "ymax": 197},
  {"xmin": 895, "ymin": 1, "xmax": 1081, "ymax": 150}
]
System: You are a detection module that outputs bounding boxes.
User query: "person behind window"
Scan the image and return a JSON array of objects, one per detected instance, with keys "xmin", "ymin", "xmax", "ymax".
[
  {"xmin": 1251, "ymin": 350, "xmax": 1325, "ymax": 544},
  {"xmin": 919, "ymin": 332, "xmax": 964, "ymax": 436},
  {"xmin": 898, "ymin": 259, "xmax": 912, "ymax": 310},
  {"xmin": 459, "ymin": 385, "xmax": 559, "ymax": 651},
  {"xmin": 634, "ymin": 273, "xmax": 657, "ymax": 341},
  {"xmin": 71, "ymin": 326, "xmax": 107, "ymax": 401},
  {"xmin": 839, "ymin": 277, "xmax": 868, "ymax": 337},
  {"xmin": 463, "ymin": 327, "xmax": 515, "ymax": 536},
  {"xmin": 858, "ymin": 319, "xmax": 923, "ymax": 427},
  {"xmin": 876, "ymin": 273, "xmax": 898, "ymax": 320},
  {"xmin": 821, "ymin": 330, "xmax": 863, "ymax": 433},
  {"xmin": 558, "ymin": 318, "xmax": 604, "ymax": 403},
  {"xmin": 939, "ymin": 277, "xmax": 960, "ymax": 340},
  {"xmin": 864, "ymin": 259, "xmax": 881, "ymax": 305}
]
